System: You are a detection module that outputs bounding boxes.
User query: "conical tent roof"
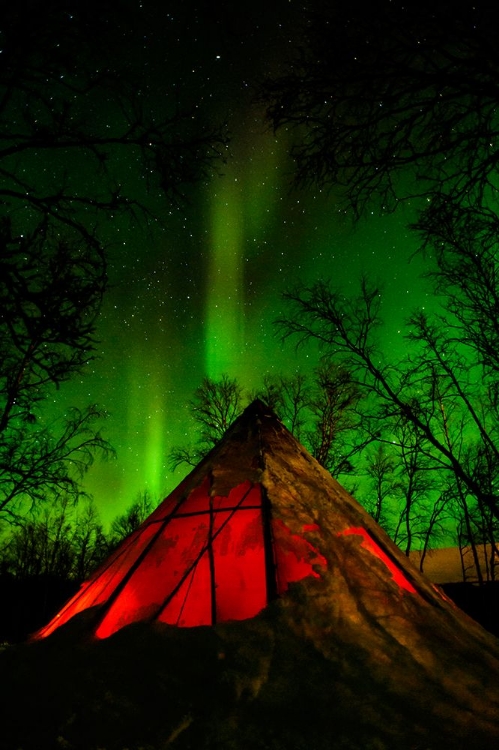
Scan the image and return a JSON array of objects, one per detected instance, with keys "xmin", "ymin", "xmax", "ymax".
[
  {"xmin": 17, "ymin": 400, "xmax": 499, "ymax": 746},
  {"xmin": 37, "ymin": 399, "xmax": 494, "ymax": 642}
]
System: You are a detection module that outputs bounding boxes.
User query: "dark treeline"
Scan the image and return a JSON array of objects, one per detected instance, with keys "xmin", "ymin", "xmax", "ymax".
[{"xmin": 0, "ymin": 492, "xmax": 154, "ymax": 641}]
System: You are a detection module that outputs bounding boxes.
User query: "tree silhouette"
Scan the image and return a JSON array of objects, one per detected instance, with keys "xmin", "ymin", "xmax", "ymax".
[
  {"xmin": 0, "ymin": 219, "xmax": 112, "ymax": 520},
  {"xmin": 172, "ymin": 370, "xmax": 368, "ymax": 485},
  {"xmin": 259, "ymin": 1, "xmax": 499, "ymax": 216},
  {"xmin": 169, "ymin": 375, "xmax": 244, "ymax": 470},
  {"xmin": 0, "ymin": 2, "xmax": 227, "ymax": 520},
  {"xmin": 278, "ymin": 274, "xmax": 499, "ymax": 578},
  {"xmin": 1, "ymin": 2, "xmax": 227, "ymax": 242},
  {"xmin": 261, "ymin": 1, "xmax": 499, "ymax": 578},
  {"xmin": 305, "ymin": 362, "xmax": 366, "ymax": 476},
  {"xmin": 255, "ymin": 373, "xmax": 309, "ymax": 440},
  {"xmin": 109, "ymin": 491, "xmax": 155, "ymax": 548},
  {"xmin": 1, "ymin": 497, "xmax": 107, "ymax": 580}
]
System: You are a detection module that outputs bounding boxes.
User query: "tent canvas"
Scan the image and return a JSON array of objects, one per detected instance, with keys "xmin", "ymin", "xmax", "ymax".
[{"xmin": 36, "ymin": 398, "xmax": 497, "ymax": 641}]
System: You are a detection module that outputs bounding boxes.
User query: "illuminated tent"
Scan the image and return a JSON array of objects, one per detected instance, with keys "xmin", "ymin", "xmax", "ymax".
[
  {"xmin": 20, "ymin": 400, "xmax": 499, "ymax": 746},
  {"xmin": 37, "ymin": 399, "xmax": 496, "ymax": 642}
]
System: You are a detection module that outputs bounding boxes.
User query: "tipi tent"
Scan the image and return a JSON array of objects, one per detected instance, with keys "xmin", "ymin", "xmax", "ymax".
[{"xmin": 24, "ymin": 399, "xmax": 499, "ymax": 748}]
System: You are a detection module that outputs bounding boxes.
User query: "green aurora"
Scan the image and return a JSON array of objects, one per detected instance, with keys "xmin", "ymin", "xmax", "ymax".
[
  {"xmin": 63, "ymin": 151, "xmax": 429, "ymax": 527},
  {"xmin": 18, "ymin": 2, "xmax": 433, "ymax": 527}
]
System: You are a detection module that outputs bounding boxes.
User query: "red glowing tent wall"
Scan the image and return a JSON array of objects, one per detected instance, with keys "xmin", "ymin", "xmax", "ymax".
[{"xmin": 37, "ymin": 478, "xmax": 327, "ymax": 639}]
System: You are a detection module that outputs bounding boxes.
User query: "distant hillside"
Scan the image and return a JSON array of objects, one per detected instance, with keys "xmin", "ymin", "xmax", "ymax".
[{"xmin": 410, "ymin": 544, "xmax": 497, "ymax": 584}]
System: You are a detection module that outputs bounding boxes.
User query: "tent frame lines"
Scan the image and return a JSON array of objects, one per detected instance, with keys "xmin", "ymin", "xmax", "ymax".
[
  {"xmin": 53, "ymin": 484, "xmax": 200, "ymax": 628},
  {"xmin": 152, "ymin": 480, "xmax": 260, "ymax": 626},
  {"xmin": 88, "ymin": 491, "xmax": 193, "ymax": 628},
  {"xmin": 208, "ymin": 494, "xmax": 217, "ymax": 625},
  {"xmin": 255, "ymin": 415, "xmax": 279, "ymax": 604},
  {"xmin": 261, "ymin": 483, "xmax": 279, "ymax": 604}
]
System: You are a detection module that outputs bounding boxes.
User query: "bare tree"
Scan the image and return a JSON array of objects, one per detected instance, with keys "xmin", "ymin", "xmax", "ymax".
[
  {"xmin": 172, "ymin": 367, "xmax": 368, "ymax": 486},
  {"xmin": 0, "ymin": 224, "xmax": 111, "ymax": 521},
  {"xmin": 278, "ymin": 277, "xmax": 499, "ymax": 525},
  {"xmin": 109, "ymin": 491, "xmax": 155, "ymax": 548},
  {"xmin": 190, "ymin": 375, "xmax": 244, "ymax": 449},
  {"xmin": 0, "ymin": 497, "xmax": 107, "ymax": 580},
  {"xmin": 0, "ymin": 3, "xmax": 227, "ymax": 519},
  {"xmin": 167, "ymin": 444, "xmax": 202, "ymax": 472},
  {"xmin": 389, "ymin": 416, "xmax": 441, "ymax": 557},
  {"xmin": 0, "ymin": 223, "xmax": 106, "ymax": 419},
  {"xmin": 255, "ymin": 373, "xmax": 310, "ymax": 440},
  {"xmin": 259, "ymin": 2, "xmax": 499, "ymax": 217},
  {"xmin": 169, "ymin": 375, "xmax": 244, "ymax": 470},
  {"xmin": 416, "ymin": 491, "xmax": 451, "ymax": 575},
  {"xmin": 0, "ymin": 404, "xmax": 111, "ymax": 523},
  {"xmin": 261, "ymin": 1, "xmax": 499, "ymax": 545},
  {"xmin": 360, "ymin": 444, "xmax": 399, "ymax": 530},
  {"xmin": 71, "ymin": 500, "xmax": 109, "ymax": 580},
  {"xmin": 413, "ymin": 202, "xmax": 499, "ymax": 378},
  {"xmin": 306, "ymin": 362, "xmax": 366, "ymax": 476},
  {"xmin": 359, "ymin": 425, "xmax": 451, "ymax": 571}
]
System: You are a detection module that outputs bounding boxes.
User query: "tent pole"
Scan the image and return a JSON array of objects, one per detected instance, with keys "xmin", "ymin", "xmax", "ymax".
[
  {"xmin": 261, "ymin": 484, "xmax": 278, "ymax": 603},
  {"xmin": 208, "ymin": 494, "xmax": 217, "ymax": 625}
]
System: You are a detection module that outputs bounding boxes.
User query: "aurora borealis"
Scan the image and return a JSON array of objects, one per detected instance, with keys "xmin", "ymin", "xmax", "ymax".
[{"xmin": 29, "ymin": 1, "xmax": 431, "ymax": 525}]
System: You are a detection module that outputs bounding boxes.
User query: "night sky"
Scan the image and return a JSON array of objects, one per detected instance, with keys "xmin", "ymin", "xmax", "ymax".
[{"xmin": 36, "ymin": 2, "xmax": 432, "ymax": 525}]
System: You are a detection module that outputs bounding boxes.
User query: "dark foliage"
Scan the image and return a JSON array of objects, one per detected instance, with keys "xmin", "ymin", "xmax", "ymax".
[
  {"xmin": 0, "ymin": 1, "xmax": 228, "ymax": 238},
  {"xmin": 0, "ymin": 1, "xmax": 227, "ymax": 520},
  {"xmin": 260, "ymin": 0, "xmax": 499, "ymax": 216},
  {"xmin": 260, "ymin": 0, "xmax": 499, "ymax": 575},
  {"xmin": 442, "ymin": 582, "xmax": 499, "ymax": 638}
]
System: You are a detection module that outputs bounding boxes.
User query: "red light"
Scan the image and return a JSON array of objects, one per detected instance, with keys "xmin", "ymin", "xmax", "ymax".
[
  {"xmin": 302, "ymin": 523, "xmax": 321, "ymax": 532},
  {"xmin": 272, "ymin": 519, "xmax": 327, "ymax": 592},
  {"xmin": 38, "ymin": 481, "xmax": 330, "ymax": 640},
  {"xmin": 338, "ymin": 527, "xmax": 416, "ymax": 594}
]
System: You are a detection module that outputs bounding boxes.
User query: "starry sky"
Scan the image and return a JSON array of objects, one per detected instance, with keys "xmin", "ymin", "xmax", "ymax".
[{"xmin": 32, "ymin": 1, "xmax": 432, "ymax": 525}]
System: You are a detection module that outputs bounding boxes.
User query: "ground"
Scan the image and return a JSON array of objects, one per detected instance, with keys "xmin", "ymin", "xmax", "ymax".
[{"xmin": 1, "ymin": 593, "xmax": 499, "ymax": 750}]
